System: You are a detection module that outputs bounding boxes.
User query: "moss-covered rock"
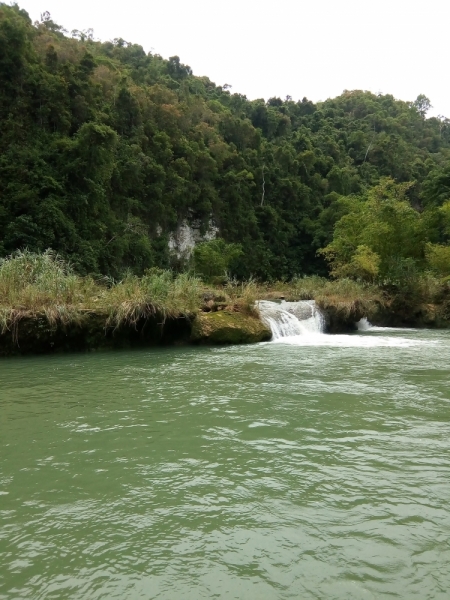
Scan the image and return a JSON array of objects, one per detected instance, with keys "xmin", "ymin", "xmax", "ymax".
[{"xmin": 191, "ymin": 311, "xmax": 271, "ymax": 344}]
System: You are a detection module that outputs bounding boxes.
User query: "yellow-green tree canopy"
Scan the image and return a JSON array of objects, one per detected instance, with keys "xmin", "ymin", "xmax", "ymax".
[{"xmin": 320, "ymin": 179, "xmax": 428, "ymax": 283}]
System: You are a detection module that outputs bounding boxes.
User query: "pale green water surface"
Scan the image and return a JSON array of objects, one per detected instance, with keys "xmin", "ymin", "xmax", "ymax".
[{"xmin": 1, "ymin": 328, "xmax": 450, "ymax": 599}]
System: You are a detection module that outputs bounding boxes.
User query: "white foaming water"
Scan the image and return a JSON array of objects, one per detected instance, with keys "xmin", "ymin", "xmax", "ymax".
[
  {"xmin": 258, "ymin": 302, "xmax": 435, "ymax": 348},
  {"xmin": 257, "ymin": 300, "xmax": 325, "ymax": 340},
  {"xmin": 269, "ymin": 334, "xmax": 433, "ymax": 348},
  {"xmin": 356, "ymin": 317, "xmax": 416, "ymax": 334},
  {"xmin": 356, "ymin": 317, "xmax": 373, "ymax": 331}
]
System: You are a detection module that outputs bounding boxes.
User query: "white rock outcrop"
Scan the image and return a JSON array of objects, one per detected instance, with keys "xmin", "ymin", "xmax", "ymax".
[{"xmin": 168, "ymin": 220, "xmax": 218, "ymax": 262}]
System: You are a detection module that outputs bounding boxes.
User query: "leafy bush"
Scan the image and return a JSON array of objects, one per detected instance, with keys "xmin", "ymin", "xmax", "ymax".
[
  {"xmin": 192, "ymin": 239, "xmax": 242, "ymax": 282},
  {"xmin": 425, "ymin": 243, "xmax": 450, "ymax": 278}
]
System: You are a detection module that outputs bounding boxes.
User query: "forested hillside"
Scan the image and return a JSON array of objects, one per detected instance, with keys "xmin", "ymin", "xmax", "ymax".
[{"xmin": 1, "ymin": 3, "xmax": 449, "ymax": 281}]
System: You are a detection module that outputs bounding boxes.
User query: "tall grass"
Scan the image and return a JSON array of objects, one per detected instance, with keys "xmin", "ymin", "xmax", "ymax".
[
  {"xmin": 286, "ymin": 275, "xmax": 328, "ymax": 300},
  {"xmin": 102, "ymin": 270, "xmax": 203, "ymax": 329},
  {"xmin": 0, "ymin": 249, "xmax": 77, "ymax": 304},
  {"xmin": 223, "ymin": 276, "xmax": 260, "ymax": 316},
  {"xmin": 315, "ymin": 278, "xmax": 384, "ymax": 317},
  {"xmin": 0, "ymin": 250, "xmax": 99, "ymax": 334},
  {"xmin": 0, "ymin": 252, "xmax": 203, "ymax": 334}
]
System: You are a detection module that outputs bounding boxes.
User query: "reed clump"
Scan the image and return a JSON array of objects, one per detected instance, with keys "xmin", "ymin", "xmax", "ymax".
[
  {"xmin": 283, "ymin": 275, "xmax": 328, "ymax": 300},
  {"xmin": 102, "ymin": 270, "xmax": 203, "ymax": 329},
  {"xmin": 222, "ymin": 277, "xmax": 260, "ymax": 316},
  {"xmin": 197, "ymin": 275, "xmax": 383, "ymax": 320},
  {"xmin": 0, "ymin": 250, "xmax": 100, "ymax": 334},
  {"xmin": 0, "ymin": 252, "xmax": 203, "ymax": 336},
  {"xmin": 314, "ymin": 278, "xmax": 384, "ymax": 317}
]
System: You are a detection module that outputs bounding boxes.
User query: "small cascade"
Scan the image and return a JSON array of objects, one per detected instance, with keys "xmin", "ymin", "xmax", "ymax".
[
  {"xmin": 356, "ymin": 317, "xmax": 373, "ymax": 331},
  {"xmin": 257, "ymin": 300, "xmax": 325, "ymax": 340}
]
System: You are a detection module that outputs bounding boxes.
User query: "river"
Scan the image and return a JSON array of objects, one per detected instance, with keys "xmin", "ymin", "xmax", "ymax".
[{"xmin": 1, "ymin": 327, "xmax": 449, "ymax": 599}]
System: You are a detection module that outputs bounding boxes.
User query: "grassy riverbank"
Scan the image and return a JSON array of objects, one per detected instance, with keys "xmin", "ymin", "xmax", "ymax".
[
  {"xmin": 0, "ymin": 251, "xmax": 381, "ymax": 331},
  {"xmin": 0, "ymin": 251, "xmax": 449, "ymax": 354},
  {"xmin": 0, "ymin": 250, "xmax": 254, "ymax": 322}
]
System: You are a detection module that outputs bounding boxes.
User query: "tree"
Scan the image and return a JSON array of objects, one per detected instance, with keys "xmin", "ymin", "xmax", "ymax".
[
  {"xmin": 192, "ymin": 239, "xmax": 242, "ymax": 282},
  {"xmin": 413, "ymin": 94, "xmax": 432, "ymax": 117},
  {"xmin": 425, "ymin": 243, "xmax": 450, "ymax": 278},
  {"xmin": 0, "ymin": 4, "xmax": 449, "ymax": 281},
  {"xmin": 320, "ymin": 179, "xmax": 426, "ymax": 282}
]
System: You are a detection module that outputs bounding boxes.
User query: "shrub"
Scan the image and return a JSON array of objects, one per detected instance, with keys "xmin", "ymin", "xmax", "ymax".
[{"xmin": 192, "ymin": 239, "xmax": 242, "ymax": 282}]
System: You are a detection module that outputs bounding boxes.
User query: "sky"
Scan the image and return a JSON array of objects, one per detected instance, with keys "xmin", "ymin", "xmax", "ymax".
[{"xmin": 14, "ymin": 0, "xmax": 450, "ymax": 117}]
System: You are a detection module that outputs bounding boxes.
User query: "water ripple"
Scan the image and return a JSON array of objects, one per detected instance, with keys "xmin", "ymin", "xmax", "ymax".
[{"xmin": 1, "ymin": 331, "xmax": 450, "ymax": 598}]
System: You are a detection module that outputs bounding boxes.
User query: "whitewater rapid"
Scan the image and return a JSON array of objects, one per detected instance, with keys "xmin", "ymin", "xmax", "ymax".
[
  {"xmin": 257, "ymin": 300, "xmax": 325, "ymax": 340},
  {"xmin": 257, "ymin": 301, "xmax": 435, "ymax": 348}
]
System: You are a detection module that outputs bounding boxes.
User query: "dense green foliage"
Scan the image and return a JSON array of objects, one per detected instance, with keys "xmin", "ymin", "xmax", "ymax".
[
  {"xmin": 1, "ymin": 4, "xmax": 449, "ymax": 282},
  {"xmin": 321, "ymin": 178, "xmax": 450, "ymax": 287},
  {"xmin": 192, "ymin": 239, "xmax": 242, "ymax": 281}
]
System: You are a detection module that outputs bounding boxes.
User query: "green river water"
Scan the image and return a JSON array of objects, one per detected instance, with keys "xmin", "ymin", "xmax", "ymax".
[{"xmin": 1, "ymin": 327, "xmax": 450, "ymax": 599}]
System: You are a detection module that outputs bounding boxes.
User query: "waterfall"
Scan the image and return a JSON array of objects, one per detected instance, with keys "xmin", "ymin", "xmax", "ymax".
[
  {"xmin": 356, "ymin": 317, "xmax": 373, "ymax": 331},
  {"xmin": 257, "ymin": 300, "xmax": 325, "ymax": 340}
]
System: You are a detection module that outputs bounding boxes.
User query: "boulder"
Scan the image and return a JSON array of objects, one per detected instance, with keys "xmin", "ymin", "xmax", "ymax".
[{"xmin": 191, "ymin": 311, "xmax": 271, "ymax": 344}]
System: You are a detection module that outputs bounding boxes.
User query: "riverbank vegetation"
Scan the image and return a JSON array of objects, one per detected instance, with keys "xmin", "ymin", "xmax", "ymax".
[
  {"xmin": 0, "ymin": 3, "xmax": 449, "ymax": 347},
  {"xmin": 1, "ymin": 249, "xmax": 446, "ymax": 338},
  {"xmin": 0, "ymin": 250, "xmax": 371, "ymax": 332},
  {"xmin": 0, "ymin": 250, "xmax": 203, "ymax": 333}
]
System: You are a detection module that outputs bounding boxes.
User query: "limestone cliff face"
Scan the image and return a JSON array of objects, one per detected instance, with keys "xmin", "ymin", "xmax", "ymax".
[{"xmin": 168, "ymin": 220, "xmax": 218, "ymax": 263}]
